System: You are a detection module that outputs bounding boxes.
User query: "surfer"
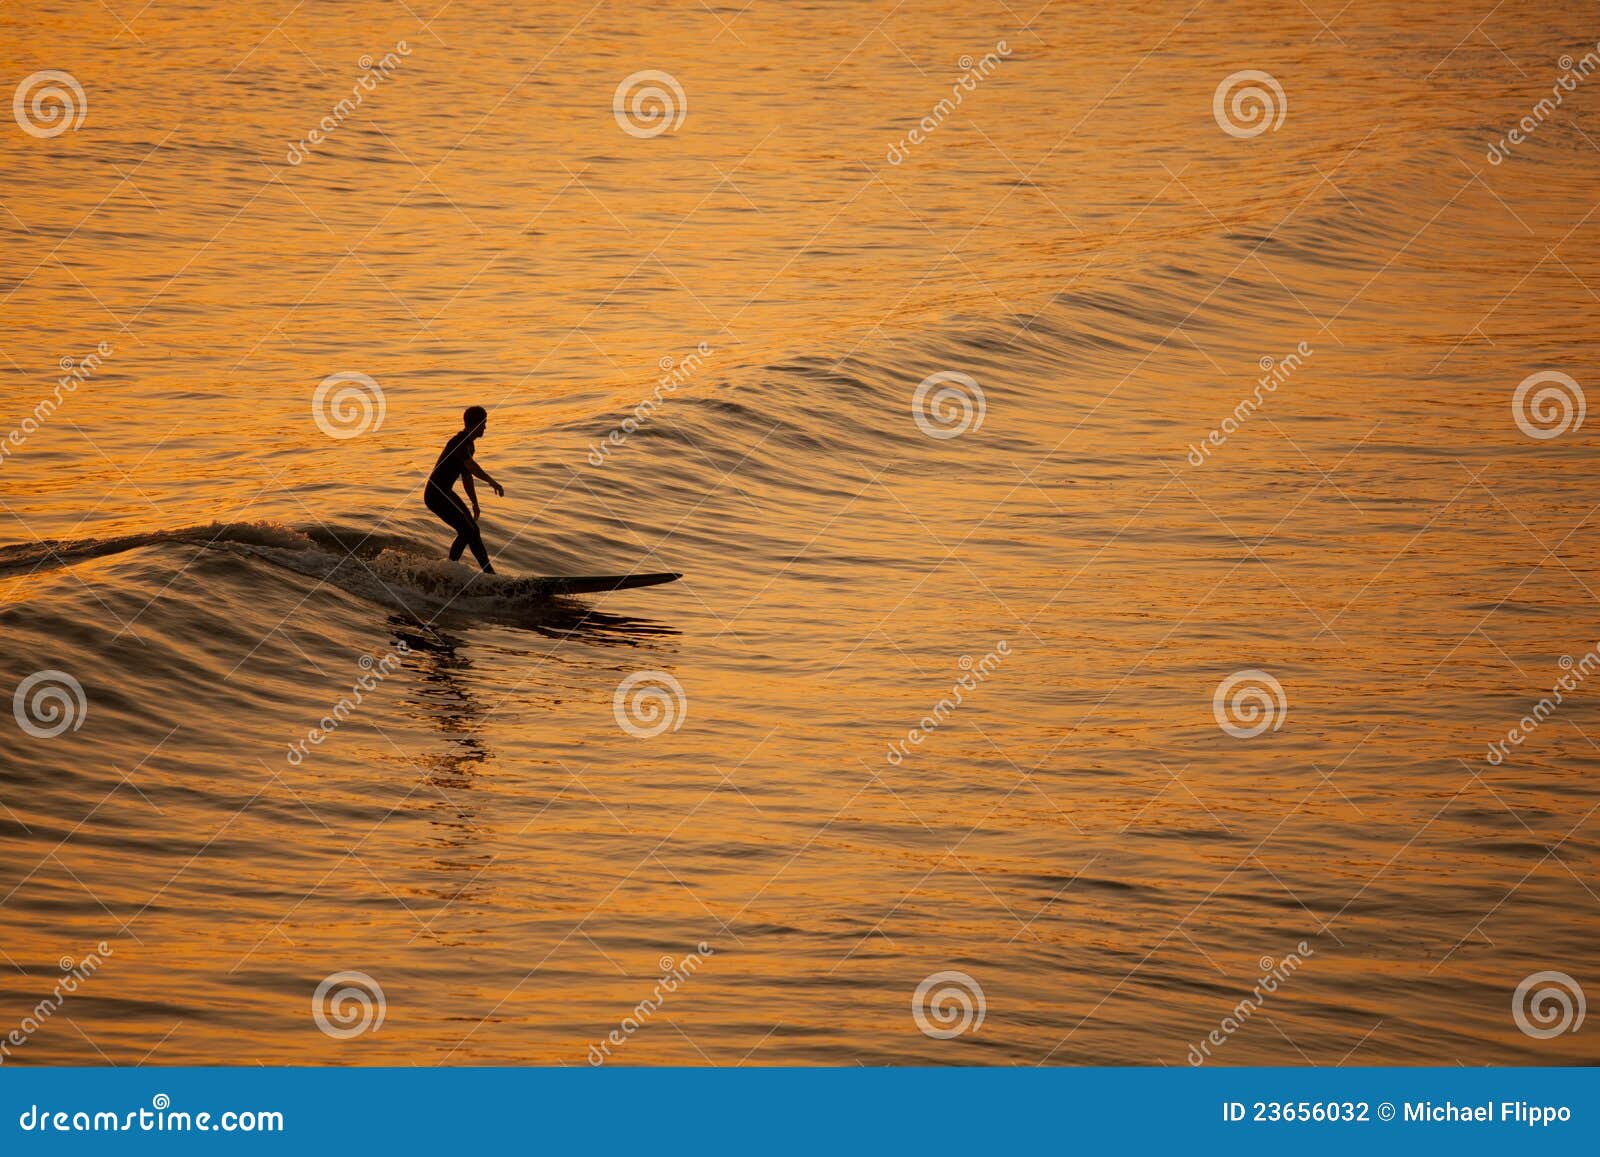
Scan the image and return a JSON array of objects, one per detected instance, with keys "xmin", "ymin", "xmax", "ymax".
[{"xmin": 424, "ymin": 405, "xmax": 505, "ymax": 574}]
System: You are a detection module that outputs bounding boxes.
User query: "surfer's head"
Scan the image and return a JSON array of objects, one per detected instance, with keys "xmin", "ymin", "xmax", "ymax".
[{"xmin": 464, "ymin": 405, "xmax": 488, "ymax": 438}]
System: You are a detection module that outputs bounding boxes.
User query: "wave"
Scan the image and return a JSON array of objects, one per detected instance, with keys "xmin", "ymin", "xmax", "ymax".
[
  {"xmin": 0, "ymin": 521, "xmax": 675, "ymax": 635},
  {"xmin": 0, "ymin": 521, "xmax": 319, "ymax": 576}
]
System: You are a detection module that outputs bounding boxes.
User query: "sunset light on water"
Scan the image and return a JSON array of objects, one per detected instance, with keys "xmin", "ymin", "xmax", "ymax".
[{"xmin": 1, "ymin": 2, "xmax": 1597, "ymax": 1130}]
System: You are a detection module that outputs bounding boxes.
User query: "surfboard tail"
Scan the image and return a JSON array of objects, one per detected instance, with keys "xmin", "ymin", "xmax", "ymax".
[{"xmin": 514, "ymin": 572, "xmax": 682, "ymax": 596}]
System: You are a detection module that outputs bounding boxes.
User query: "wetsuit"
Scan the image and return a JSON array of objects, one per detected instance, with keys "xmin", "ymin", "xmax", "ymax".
[{"xmin": 425, "ymin": 429, "xmax": 492, "ymax": 572}]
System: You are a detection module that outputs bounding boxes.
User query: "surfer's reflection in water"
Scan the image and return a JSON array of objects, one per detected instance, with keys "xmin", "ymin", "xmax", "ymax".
[
  {"xmin": 391, "ymin": 622, "xmax": 486, "ymax": 747},
  {"xmin": 386, "ymin": 608, "xmax": 678, "ymax": 747},
  {"xmin": 424, "ymin": 405, "xmax": 505, "ymax": 574},
  {"xmin": 382, "ymin": 610, "xmax": 679, "ymax": 913},
  {"xmin": 386, "ymin": 621, "xmax": 492, "ymax": 901},
  {"xmin": 384, "ymin": 610, "xmax": 678, "ymax": 839}
]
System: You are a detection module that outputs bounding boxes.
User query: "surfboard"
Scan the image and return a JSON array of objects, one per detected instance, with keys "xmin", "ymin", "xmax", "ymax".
[{"xmin": 505, "ymin": 571, "xmax": 682, "ymax": 597}]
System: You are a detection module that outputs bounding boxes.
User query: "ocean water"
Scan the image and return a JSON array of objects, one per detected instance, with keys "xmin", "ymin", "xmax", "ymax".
[{"xmin": 1, "ymin": 0, "xmax": 1598, "ymax": 1065}]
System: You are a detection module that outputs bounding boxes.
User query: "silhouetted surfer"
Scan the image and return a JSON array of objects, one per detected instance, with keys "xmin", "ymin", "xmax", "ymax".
[{"xmin": 425, "ymin": 406, "xmax": 504, "ymax": 574}]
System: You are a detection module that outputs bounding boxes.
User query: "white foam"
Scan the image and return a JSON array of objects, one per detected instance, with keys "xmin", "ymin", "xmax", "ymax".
[{"xmin": 228, "ymin": 541, "xmax": 549, "ymax": 621}]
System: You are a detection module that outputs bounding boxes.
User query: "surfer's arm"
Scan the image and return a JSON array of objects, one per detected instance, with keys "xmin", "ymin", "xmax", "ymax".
[
  {"xmin": 461, "ymin": 472, "xmax": 480, "ymax": 518},
  {"xmin": 465, "ymin": 457, "xmax": 505, "ymax": 497}
]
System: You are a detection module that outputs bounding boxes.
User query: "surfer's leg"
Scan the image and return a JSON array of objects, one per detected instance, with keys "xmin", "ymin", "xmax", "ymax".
[
  {"xmin": 461, "ymin": 521, "xmax": 493, "ymax": 573},
  {"xmin": 442, "ymin": 493, "xmax": 492, "ymax": 572},
  {"xmin": 425, "ymin": 484, "xmax": 465, "ymax": 560},
  {"xmin": 445, "ymin": 501, "xmax": 470, "ymax": 561},
  {"xmin": 428, "ymin": 487, "xmax": 479, "ymax": 565}
]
